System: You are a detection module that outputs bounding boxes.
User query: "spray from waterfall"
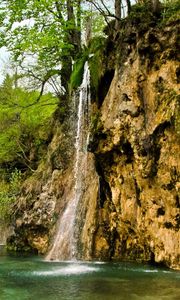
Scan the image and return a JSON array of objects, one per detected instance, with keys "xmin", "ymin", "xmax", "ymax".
[{"xmin": 46, "ymin": 62, "xmax": 91, "ymax": 261}]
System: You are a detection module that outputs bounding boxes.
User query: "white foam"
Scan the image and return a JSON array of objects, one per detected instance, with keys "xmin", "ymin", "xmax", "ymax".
[
  {"xmin": 143, "ymin": 269, "xmax": 159, "ymax": 273},
  {"xmin": 33, "ymin": 264, "xmax": 99, "ymax": 276},
  {"xmin": 122, "ymin": 267, "xmax": 159, "ymax": 273},
  {"xmin": 162, "ymin": 270, "xmax": 171, "ymax": 274},
  {"xmin": 93, "ymin": 261, "xmax": 106, "ymax": 265}
]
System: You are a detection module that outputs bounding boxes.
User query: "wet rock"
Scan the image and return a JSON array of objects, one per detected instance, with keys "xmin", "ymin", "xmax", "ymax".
[{"xmin": 91, "ymin": 20, "xmax": 180, "ymax": 270}]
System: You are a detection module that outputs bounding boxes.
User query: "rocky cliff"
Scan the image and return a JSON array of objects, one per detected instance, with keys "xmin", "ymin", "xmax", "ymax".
[
  {"xmin": 89, "ymin": 18, "xmax": 180, "ymax": 269},
  {"xmin": 7, "ymin": 16, "xmax": 179, "ymax": 269}
]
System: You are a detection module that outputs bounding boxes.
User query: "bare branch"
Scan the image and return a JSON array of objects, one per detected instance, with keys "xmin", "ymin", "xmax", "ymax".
[
  {"xmin": 86, "ymin": 0, "xmax": 120, "ymax": 20},
  {"xmin": 16, "ymin": 141, "xmax": 36, "ymax": 172}
]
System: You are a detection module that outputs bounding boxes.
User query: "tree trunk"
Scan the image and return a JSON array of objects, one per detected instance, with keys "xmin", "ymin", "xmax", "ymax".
[
  {"xmin": 115, "ymin": 0, "xmax": 121, "ymax": 30},
  {"xmin": 151, "ymin": 0, "xmax": 161, "ymax": 14},
  {"xmin": 126, "ymin": 0, "xmax": 131, "ymax": 15},
  {"xmin": 139, "ymin": 0, "xmax": 161, "ymax": 14},
  {"xmin": 60, "ymin": 0, "xmax": 82, "ymax": 92},
  {"xmin": 85, "ymin": 15, "xmax": 92, "ymax": 46},
  {"xmin": 66, "ymin": 0, "xmax": 81, "ymax": 56},
  {"xmin": 76, "ymin": 0, "xmax": 81, "ymax": 50}
]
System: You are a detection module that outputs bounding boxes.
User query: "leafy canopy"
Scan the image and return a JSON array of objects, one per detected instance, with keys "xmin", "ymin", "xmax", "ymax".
[{"xmin": 0, "ymin": 0, "xmax": 83, "ymax": 93}]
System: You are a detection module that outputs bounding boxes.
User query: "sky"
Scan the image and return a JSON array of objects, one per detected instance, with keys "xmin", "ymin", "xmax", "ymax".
[
  {"xmin": 0, "ymin": 47, "xmax": 10, "ymax": 83},
  {"xmin": 0, "ymin": 17, "xmax": 33, "ymax": 84}
]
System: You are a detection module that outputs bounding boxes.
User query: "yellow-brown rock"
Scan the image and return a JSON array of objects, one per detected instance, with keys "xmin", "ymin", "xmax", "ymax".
[{"xmin": 91, "ymin": 19, "xmax": 180, "ymax": 269}]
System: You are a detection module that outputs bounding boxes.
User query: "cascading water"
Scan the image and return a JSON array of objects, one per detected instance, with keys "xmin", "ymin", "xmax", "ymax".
[{"xmin": 46, "ymin": 62, "xmax": 91, "ymax": 261}]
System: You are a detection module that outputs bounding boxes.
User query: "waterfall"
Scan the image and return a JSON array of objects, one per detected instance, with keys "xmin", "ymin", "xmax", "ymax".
[{"xmin": 46, "ymin": 62, "xmax": 91, "ymax": 261}]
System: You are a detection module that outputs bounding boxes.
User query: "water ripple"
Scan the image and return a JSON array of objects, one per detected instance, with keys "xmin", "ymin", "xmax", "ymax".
[{"xmin": 32, "ymin": 264, "xmax": 99, "ymax": 276}]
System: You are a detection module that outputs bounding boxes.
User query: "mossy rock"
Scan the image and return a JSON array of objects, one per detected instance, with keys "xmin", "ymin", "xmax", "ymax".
[
  {"xmin": 70, "ymin": 37, "xmax": 106, "ymax": 94},
  {"xmin": 70, "ymin": 52, "xmax": 88, "ymax": 90}
]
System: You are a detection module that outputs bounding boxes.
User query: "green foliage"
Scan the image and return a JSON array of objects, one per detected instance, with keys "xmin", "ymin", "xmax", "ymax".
[
  {"xmin": 89, "ymin": 36, "xmax": 106, "ymax": 56},
  {"xmin": 0, "ymin": 0, "xmax": 85, "ymax": 88},
  {"xmin": 82, "ymin": 9, "xmax": 106, "ymax": 38},
  {"xmin": 128, "ymin": 2, "xmax": 154, "ymax": 28},
  {"xmin": 161, "ymin": 0, "xmax": 180, "ymax": 23},
  {"xmin": 91, "ymin": 13, "xmax": 106, "ymax": 37},
  {"xmin": 0, "ymin": 1, "xmax": 107, "ymax": 91},
  {"xmin": 0, "ymin": 75, "xmax": 58, "ymax": 165},
  {"xmin": 0, "ymin": 169, "xmax": 22, "ymax": 223},
  {"xmin": 1, "ymin": 0, "xmax": 72, "ymax": 63},
  {"xmin": 128, "ymin": 1, "xmax": 180, "ymax": 27},
  {"xmin": 9, "ymin": 169, "xmax": 22, "ymax": 194},
  {"xmin": 0, "ymin": 73, "xmax": 58, "ymax": 222},
  {"xmin": 0, "ymin": 190, "xmax": 13, "ymax": 223},
  {"xmin": 90, "ymin": 111, "xmax": 102, "ymax": 135},
  {"xmin": 88, "ymin": 36, "xmax": 106, "ymax": 93},
  {"xmin": 70, "ymin": 36, "xmax": 106, "ymax": 91},
  {"xmin": 70, "ymin": 53, "xmax": 88, "ymax": 90},
  {"xmin": 130, "ymin": 2, "xmax": 151, "ymax": 15}
]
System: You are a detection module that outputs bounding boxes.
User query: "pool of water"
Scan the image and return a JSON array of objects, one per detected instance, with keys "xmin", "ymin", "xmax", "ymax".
[{"xmin": 0, "ymin": 255, "xmax": 179, "ymax": 300}]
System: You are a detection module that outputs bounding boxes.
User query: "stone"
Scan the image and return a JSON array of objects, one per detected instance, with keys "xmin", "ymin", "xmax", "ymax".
[{"xmin": 91, "ymin": 19, "xmax": 180, "ymax": 270}]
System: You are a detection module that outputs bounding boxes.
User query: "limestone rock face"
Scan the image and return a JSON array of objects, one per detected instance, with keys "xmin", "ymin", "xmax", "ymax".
[{"xmin": 91, "ymin": 21, "xmax": 180, "ymax": 269}]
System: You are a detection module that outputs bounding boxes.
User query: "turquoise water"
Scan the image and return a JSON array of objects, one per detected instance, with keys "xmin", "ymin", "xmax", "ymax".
[{"xmin": 0, "ymin": 255, "xmax": 179, "ymax": 300}]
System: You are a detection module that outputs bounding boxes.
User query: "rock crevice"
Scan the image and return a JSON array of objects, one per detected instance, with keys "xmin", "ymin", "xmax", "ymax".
[{"xmin": 91, "ymin": 20, "xmax": 179, "ymax": 269}]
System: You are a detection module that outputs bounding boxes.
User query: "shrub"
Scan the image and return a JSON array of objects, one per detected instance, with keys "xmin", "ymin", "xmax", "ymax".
[
  {"xmin": 0, "ymin": 80, "xmax": 58, "ymax": 166},
  {"xmin": 0, "ymin": 169, "xmax": 22, "ymax": 223},
  {"xmin": 161, "ymin": 0, "xmax": 180, "ymax": 23}
]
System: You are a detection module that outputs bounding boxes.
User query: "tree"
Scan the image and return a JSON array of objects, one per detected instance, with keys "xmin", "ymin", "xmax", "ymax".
[
  {"xmin": 86, "ymin": 1, "xmax": 132, "ymax": 19},
  {"xmin": 115, "ymin": 0, "xmax": 121, "ymax": 29},
  {"xmin": 85, "ymin": 0, "xmax": 162, "ymax": 28},
  {"xmin": 0, "ymin": 0, "xmax": 163, "ymax": 102},
  {"xmin": 150, "ymin": 0, "xmax": 161, "ymax": 13},
  {"xmin": 0, "ymin": 0, "xmax": 83, "ymax": 95},
  {"xmin": 0, "ymin": 73, "xmax": 58, "ymax": 169}
]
